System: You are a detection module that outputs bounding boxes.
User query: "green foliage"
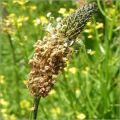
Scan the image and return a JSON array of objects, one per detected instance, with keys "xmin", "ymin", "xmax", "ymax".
[{"xmin": 0, "ymin": 0, "xmax": 120, "ymax": 119}]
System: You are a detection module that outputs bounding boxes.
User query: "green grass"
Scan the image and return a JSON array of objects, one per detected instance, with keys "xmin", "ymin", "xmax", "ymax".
[{"xmin": 0, "ymin": 0, "xmax": 120, "ymax": 119}]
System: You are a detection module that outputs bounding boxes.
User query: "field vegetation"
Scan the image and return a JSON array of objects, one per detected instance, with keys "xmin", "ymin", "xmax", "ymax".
[{"xmin": 0, "ymin": 0, "xmax": 120, "ymax": 119}]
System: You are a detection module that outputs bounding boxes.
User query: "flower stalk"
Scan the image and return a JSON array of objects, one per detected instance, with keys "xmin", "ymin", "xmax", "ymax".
[{"xmin": 33, "ymin": 97, "xmax": 40, "ymax": 120}]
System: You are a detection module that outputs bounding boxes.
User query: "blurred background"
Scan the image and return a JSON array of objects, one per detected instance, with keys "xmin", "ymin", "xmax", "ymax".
[{"xmin": 0, "ymin": 0, "xmax": 120, "ymax": 119}]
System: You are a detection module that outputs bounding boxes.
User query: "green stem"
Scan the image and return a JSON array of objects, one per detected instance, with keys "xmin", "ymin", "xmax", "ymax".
[
  {"xmin": 33, "ymin": 97, "xmax": 40, "ymax": 120},
  {"xmin": 7, "ymin": 33, "xmax": 20, "ymax": 112},
  {"xmin": 96, "ymin": 0, "xmax": 112, "ymax": 21},
  {"xmin": 17, "ymin": 30, "xmax": 29, "ymax": 64}
]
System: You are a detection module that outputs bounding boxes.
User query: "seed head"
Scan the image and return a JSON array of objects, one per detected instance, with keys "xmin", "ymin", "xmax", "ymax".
[
  {"xmin": 27, "ymin": 2, "xmax": 97, "ymax": 98},
  {"xmin": 60, "ymin": 2, "xmax": 97, "ymax": 42}
]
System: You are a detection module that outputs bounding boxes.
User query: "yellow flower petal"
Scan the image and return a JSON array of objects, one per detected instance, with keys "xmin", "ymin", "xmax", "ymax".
[
  {"xmin": 96, "ymin": 22, "xmax": 104, "ymax": 29},
  {"xmin": 20, "ymin": 100, "xmax": 30, "ymax": 109},
  {"xmin": 40, "ymin": 16, "xmax": 48, "ymax": 24},
  {"xmin": 58, "ymin": 8, "xmax": 66, "ymax": 14},
  {"xmin": 9, "ymin": 114, "xmax": 17, "ymax": 120},
  {"xmin": 0, "ymin": 99, "xmax": 9, "ymax": 106},
  {"xmin": 13, "ymin": 0, "xmax": 29, "ymax": 5},
  {"xmin": 51, "ymin": 107, "xmax": 61, "ymax": 114},
  {"xmin": 88, "ymin": 35, "xmax": 93, "ymax": 39},
  {"xmin": 1, "ymin": 109, "xmax": 7, "ymax": 114},
  {"xmin": 30, "ymin": 5, "xmax": 37, "ymax": 10},
  {"xmin": 77, "ymin": 113, "xmax": 86, "ymax": 120},
  {"xmin": 84, "ymin": 29, "xmax": 92, "ymax": 33},
  {"xmin": 23, "ymin": 80, "xmax": 27, "ymax": 85},
  {"xmin": 69, "ymin": 67, "xmax": 77, "ymax": 74},
  {"xmin": 49, "ymin": 90, "xmax": 56, "ymax": 95},
  {"xmin": 86, "ymin": 21, "xmax": 92, "ymax": 26},
  {"xmin": 69, "ymin": 8, "xmax": 75, "ymax": 13}
]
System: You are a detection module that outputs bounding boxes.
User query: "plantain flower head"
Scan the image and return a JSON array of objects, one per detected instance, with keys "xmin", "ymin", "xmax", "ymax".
[{"xmin": 27, "ymin": 2, "xmax": 97, "ymax": 98}]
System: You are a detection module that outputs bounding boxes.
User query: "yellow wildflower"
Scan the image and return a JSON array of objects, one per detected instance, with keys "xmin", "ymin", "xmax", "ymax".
[
  {"xmin": 64, "ymin": 61, "xmax": 69, "ymax": 71},
  {"xmin": 96, "ymin": 22, "xmax": 104, "ymax": 29},
  {"xmin": 9, "ymin": 114, "xmax": 17, "ymax": 120},
  {"xmin": 88, "ymin": 35, "xmax": 93, "ymax": 39},
  {"xmin": 77, "ymin": 113, "xmax": 86, "ymax": 120},
  {"xmin": 13, "ymin": 0, "xmax": 29, "ymax": 5},
  {"xmin": 85, "ymin": 67, "xmax": 90, "ymax": 71},
  {"xmin": 17, "ymin": 22, "xmax": 22, "ymax": 28},
  {"xmin": 2, "ymin": 14, "xmax": 16, "ymax": 34},
  {"xmin": 49, "ymin": 89, "xmax": 56, "ymax": 96},
  {"xmin": 40, "ymin": 16, "xmax": 48, "ymax": 24},
  {"xmin": 69, "ymin": 8, "xmax": 75, "ymax": 13},
  {"xmin": 58, "ymin": 8, "xmax": 66, "ymax": 15},
  {"xmin": 51, "ymin": 107, "xmax": 61, "ymax": 114},
  {"xmin": 107, "ymin": 7, "xmax": 116, "ymax": 17},
  {"xmin": 30, "ymin": 5, "xmax": 37, "ymax": 11},
  {"xmin": 0, "ymin": 75, "xmax": 5, "ymax": 84},
  {"xmin": 66, "ymin": 60, "xmax": 69, "ymax": 66},
  {"xmin": 8, "ymin": 13, "xmax": 16, "ymax": 18},
  {"xmin": 17, "ymin": 16, "xmax": 29, "ymax": 28},
  {"xmin": 23, "ymin": 80, "xmax": 27, "ymax": 85},
  {"xmin": 69, "ymin": 67, "xmax": 77, "ymax": 74},
  {"xmin": 84, "ymin": 29, "xmax": 92, "ymax": 33},
  {"xmin": 87, "ymin": 49, "xmax": 96, "ymax": 55},
  {"xmin": 20, "ymin": 100, "xmax": 30, "ymax": 110},
  {"xmin": 1, "ymin": 109, "xmax": 7, "ymax": 114},
  {"xmin": 86, "ymin": 21, "xmax": 92, "ymax": 26},
  {"xmin": 0, "ymin": 99, "xmax": 9, "ymax": 106},
  {"xmin": 82, "ymin": 67, "xmax": 90, "ymax": 76},
  {"xmin": 5, "ymin": 13, "xmax": 16, "ymax": 25},
  {"xmin": 18, "ymin": 16, "xmax": 29, "ymax": 22},
  {"xmin": 58, "ymin": 8, "xmax": 72, "ymax": 16}
]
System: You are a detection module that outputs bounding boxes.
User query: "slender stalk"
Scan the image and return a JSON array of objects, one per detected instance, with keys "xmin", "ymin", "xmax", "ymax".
[
  {"xmin": 7, "ymin": 33, "xmax": 20, "ymax": 113},
  {"xmin": 33, "ymin": 97, "xmax": 40, "ymax": 120}
]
